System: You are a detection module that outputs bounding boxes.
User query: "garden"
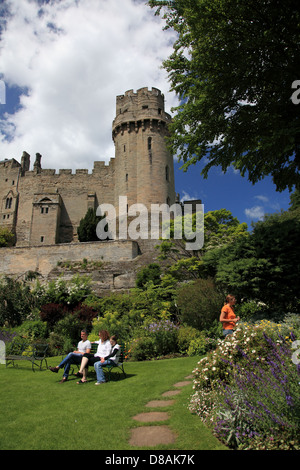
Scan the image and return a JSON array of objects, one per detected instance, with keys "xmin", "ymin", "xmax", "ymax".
[{"xmin": 1, "ymin": 200, "xmax": 300, "ymax": 450}]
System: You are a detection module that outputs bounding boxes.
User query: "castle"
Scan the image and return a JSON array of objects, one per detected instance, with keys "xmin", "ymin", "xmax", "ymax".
[{"xmin": 0, "ymin": 87, "xmax": 176, "ymax": 247}]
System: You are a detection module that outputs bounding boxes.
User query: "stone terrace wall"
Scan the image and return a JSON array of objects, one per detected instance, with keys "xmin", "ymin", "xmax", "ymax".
[{"xmin": 0, "ymin": 240, "xmax": 138, "ymax": 278}]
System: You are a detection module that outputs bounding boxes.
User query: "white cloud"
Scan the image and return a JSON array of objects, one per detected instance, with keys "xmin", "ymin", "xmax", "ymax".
[
  {"xmin": 244, "ymin": 205, "xmax": 265, "ymax": 221},
  {"xmin": 0, "ymin": 0, "xmax": 178, "ymax": 170},
  {"xmin": 180, "ymin": 190, "xmax": 202, "ymax": 203},
  {"xmin": 254, "ymin": 195, "xmax": 269, "ymax": 204}
]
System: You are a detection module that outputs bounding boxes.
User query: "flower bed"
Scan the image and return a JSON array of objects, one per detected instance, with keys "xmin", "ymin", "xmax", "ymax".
[{"xmin": 189, "ymin": 317, "xmax": 300, "ymax": 450}]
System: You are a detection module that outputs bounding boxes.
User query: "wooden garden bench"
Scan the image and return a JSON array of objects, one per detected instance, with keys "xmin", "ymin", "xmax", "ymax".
[{"xmin": 5, "ymin": 338, "xmax": 49, "ymax": 371}]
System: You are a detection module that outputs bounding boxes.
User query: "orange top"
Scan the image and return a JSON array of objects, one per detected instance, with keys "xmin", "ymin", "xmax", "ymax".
[{"xmin": 221, "ymin": 304, "xmax": 236, "ymax": 330}]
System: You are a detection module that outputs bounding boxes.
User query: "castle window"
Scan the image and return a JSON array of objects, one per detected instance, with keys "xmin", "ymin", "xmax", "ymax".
[
  {"xmin": 142, "ymin": 105, "xmax": 148, "ymax": 109},
  {"xmin": 158, "ymin": 108, "xmax": 161, "ymax": 115},
  {"xmin": 165, "ymin": 165, "xmax": 170, "ymax": 181},
  {"xmin": 148, "ymin": 137, "xmax": 152, "ymax": 151},
  {"xmin": 124, "ymin": 145, "xmax": 126, "ymax": 152},
  {"xmin": 40, "ymin": 236, "xmax": 44, "ymax": 243},
  {"xmin": 5, "ymin": 197, "xmax": 12, "ymax": 209},
  {"xmin": 125, "ymin": 173, "xmax": 128, "ymax": 182}
]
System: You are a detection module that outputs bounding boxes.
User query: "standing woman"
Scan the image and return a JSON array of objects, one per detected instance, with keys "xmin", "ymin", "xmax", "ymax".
[{"xmin": 219, "ymin": 295, "xmax": 240, "ymax": 337}]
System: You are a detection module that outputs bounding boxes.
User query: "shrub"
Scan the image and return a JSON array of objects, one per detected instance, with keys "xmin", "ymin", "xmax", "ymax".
[
  {"xmin": 189, "ymin": 319, "xmax": 300, "ymax": 450},
  {"xmin": 128, "ymin": 336, "xmax": 156, "ymax": 361},
  {"xmin": 0, "ymin": 276, "xmax": 34, "ymax": 327},
  {"xmin": 136, "ymin": 263, "xmax": 161, "ymax": 289},
  {"xmin": 145, "ymin": 319, "xmax": 179, "ymax": 356},
  {"xmin": 187, "ymin": 335, "xmax": 207, "ymax": 356},
  {"xmin": 16, "ymin": 320, "xmax": 48, "ymax": 340},
  {"xmin": 177, "ymin": 325, "xmax": 202, "ymax": 354},
  {"xmin": 53, "ymin": 314, "xmax": 87, "ymax": 347},
  {"xmin": 48, "ymin": 331, "xmax": 73, "ymax": 356},
  {"xmin": 72, "ymin": 303, "xmax": 97, "ymax": 325},
  {"xmin": 176, "ymin": 278, "xmax": 224, "ymax": 330},
  {"xmin": 39, "ymin": 303, "xmax": 68, "ymax": 330},
  {"xmin": 214, "ymin": 335, "xmax": 300, "ymax": 449},
  {"xmin": 0, "ymin": 227, "xmax": 15, "ymax": 247},
  {"xmin": 33, "ymin": 275, "xmax": 92, "ymax": 308},
  {"xmin": 91, "ymin": 310, "xmax": 142, "ymax": 342}
]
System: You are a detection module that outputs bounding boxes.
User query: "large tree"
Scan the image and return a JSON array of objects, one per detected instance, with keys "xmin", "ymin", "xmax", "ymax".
[
  {"xmin": 149, "ymin": 0, "xmax": 300, "ymax": 191},
  {"xmin": 204, "ymin": 206, "xmax": 300, "ymax": 310}
]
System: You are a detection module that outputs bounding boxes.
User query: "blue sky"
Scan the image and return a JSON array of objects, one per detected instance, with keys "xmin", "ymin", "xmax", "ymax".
[
  {"xmin": 0, "ymin": 0, "xmax": 292, "ymax": 229},
  {"xmin": 174, "ymin": 161, "xmax": 291, "ymax": 227}
]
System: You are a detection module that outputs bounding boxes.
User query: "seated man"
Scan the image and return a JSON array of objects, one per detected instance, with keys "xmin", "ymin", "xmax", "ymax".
[{"xmin": 49, "ymin": 329, "xmax": 91, "ymax": 383}]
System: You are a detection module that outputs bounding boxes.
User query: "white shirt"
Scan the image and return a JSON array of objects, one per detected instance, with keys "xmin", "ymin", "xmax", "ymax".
[
  {"xmin": 77, "ymin": 339, "xmax": 92, "ymax": 353},
  {"xmin": 94, "ymin": 339, "xmax": 112, "ymax": 358}
]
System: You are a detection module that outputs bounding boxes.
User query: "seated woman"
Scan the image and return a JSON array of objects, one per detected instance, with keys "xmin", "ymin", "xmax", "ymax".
[
  {"xmin": 76, "ymin": 330, "xmax": 111, "ymax": 384},
  {"xmin": 94, "ymin": 335, "xmax": 120, "ymax": 385}
]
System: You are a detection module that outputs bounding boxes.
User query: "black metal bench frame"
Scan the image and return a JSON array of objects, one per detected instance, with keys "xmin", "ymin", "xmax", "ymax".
[{"xmin": 5, "ymin": 338, "xmax": 49, "ymax": 371}]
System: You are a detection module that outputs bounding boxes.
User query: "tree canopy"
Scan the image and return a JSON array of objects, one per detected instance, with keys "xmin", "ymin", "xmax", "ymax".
[{"xmin": 149, "ymin": 0, "xmax": 300, "ymax": 191}]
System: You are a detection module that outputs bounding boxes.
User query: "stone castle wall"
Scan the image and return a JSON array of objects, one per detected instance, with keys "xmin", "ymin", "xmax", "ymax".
[
  {"xmin": 0, "ymin": 87, "xmax": 176, "ymax": 284},
  {"xmin": 0, "ymin": 239, "xmax": 139, "ymax": 278}
]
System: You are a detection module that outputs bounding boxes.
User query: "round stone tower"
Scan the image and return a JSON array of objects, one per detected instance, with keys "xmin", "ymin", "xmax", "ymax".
[{"xmin": 112, "ymin": 87, "xmax": 176, "ymax": 216}]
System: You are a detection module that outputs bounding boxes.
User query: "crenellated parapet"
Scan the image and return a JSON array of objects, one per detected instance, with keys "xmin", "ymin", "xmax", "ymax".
[{"xmin": 112, "ymin": 87, "xmax": 171, "ymax": 140}]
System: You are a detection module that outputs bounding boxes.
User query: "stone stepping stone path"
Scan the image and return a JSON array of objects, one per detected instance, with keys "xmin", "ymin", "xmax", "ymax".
[{"xmin": 129, "ymin": 375, "xmax": 192, "ymax": 448}]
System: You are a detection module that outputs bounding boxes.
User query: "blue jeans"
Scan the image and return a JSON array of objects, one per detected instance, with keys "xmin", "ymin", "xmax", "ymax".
[
  {"xmin": 58, "ymin": 352, "xmax": 83, "ymax": 378},
  {"xmin": 223, "ymin": 329, "xmax": 234, "ymax": 337},
  {"xmin": 94, "ymin": 359, "xmax": 115, "ymax": 383}
]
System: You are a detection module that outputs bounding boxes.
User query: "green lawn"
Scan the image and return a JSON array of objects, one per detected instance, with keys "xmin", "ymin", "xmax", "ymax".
[{"xmin": 0, "ymin": 356, "xmax": 226, "ymax": 450}]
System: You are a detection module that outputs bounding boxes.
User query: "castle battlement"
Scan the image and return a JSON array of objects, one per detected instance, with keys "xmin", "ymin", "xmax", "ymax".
[{"xmin": 113, "ymin": 87, "xmax": 171, "ymax": 139}]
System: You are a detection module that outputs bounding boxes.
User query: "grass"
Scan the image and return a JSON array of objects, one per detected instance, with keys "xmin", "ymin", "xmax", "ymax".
[{"xmin": 0, "ymin": 355, "xmax": 226, "ymax": 451}]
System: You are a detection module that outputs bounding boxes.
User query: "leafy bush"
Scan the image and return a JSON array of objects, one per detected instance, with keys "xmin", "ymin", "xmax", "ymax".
[
  {"xmin": 0, "ymin": 227, "xmax": 15, "ymax": 247},
  {"xmin": 187, "ymin": 335, "xmax": 207, "ymax": 356},
  {"xmin": 236, "ymin": 300, "xmax": 269, "ymax": 321},
  {"xmin": 189, "ymin": 317, "xmax": 300, "ymax": 449},
  {"xmin": 39, "ymin": 303, "xmax": 68, "ymax": 330},
  {"xmin": 91, "ymin": 309, "xmax": 143, "ymax": 342},
  {"xmin": 128, "ymin": 336, "xmax": 156, "ymax": 361},
  {"xmin": 72, "ymin": 303, "xmax": 97, "ymax": 325},
  {"xmin": 48, "ymin": 331, "xmax": 73, "ymax": 356},
  {"xmin": 16, "ymin": 320, "xmax": 48, "ymax": 340},
  {"xmin": 33, "ymin": 275, "xmax": 92, "ymax": 308},
  {"xmin": 176, "ymin": 278, "xmax": 224, "ymax": 330},
  {"xmin": 145, "ymin": 319, "xmax": 179, "ymax": 356},
  {"xmin": 177, "ymin": 325, "xmax": 203, "ymax": 354},
  {"xmin": 136, "ymin": 263, "xmax": 161, "ymax": 289},
  {"xmin": 53, "ymin": 314, "xmax": 87, "ymax": 347},
  {"xmin": 0, "ymin": 276, "xmax": 34, "ymax": 327},
  {"xmin": 214, "ymin": 335, "xmax": 300, "ymax": 449}
]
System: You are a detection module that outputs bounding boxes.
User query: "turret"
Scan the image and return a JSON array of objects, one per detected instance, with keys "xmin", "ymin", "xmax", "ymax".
[{"xmin": 112, "ymin": 87, "xmax": 175, "ymax": 216}]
